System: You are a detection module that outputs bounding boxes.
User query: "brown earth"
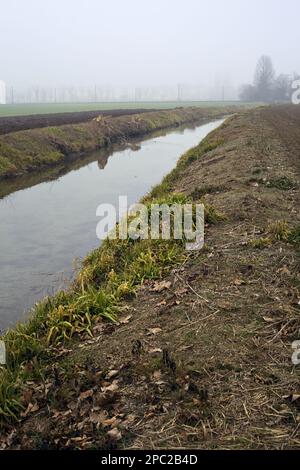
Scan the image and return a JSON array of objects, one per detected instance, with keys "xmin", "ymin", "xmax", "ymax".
[
  {"xmin": 2, "ymin": 104, "xmax": 300, "ymax": 450},
  {"xmin": 0, "ymin": 108, "xmax": 158, "ymax": 135}
]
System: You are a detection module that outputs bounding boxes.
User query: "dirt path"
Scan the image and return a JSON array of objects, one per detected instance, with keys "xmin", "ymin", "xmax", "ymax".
[{"xmin": 2, "ymin": 104, "xmax": 300, "ymax": 450}]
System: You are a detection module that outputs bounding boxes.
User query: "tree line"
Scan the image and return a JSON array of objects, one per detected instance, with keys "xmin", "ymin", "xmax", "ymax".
[{"xmin": 240, "ymin": 55, "xmax": 299, "ymax": 103}]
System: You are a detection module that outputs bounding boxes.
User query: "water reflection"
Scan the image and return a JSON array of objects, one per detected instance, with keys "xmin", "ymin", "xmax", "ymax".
[{"xmin": 0, "ymin": 119, "xmax": 223, "ymax": 329}]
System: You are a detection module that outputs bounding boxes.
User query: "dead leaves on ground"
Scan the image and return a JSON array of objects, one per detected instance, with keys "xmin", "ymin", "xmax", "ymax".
[
  {"xmin": 151, "ymin": 280, "xmax": 172, "ymax": 292},
  {"xmin": 8, "ymin": 363, "xmax": 137, "ymax": 450},
  {"xmin": 283, "ymin": 394, "xmax": 300, "ymax": 409},
  {"xmin": 147, "ymin": 327, "xmax": 162, "ymax": 336}
]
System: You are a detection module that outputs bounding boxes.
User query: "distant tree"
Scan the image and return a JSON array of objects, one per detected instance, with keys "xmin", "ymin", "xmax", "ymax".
[
  {"xmin": 239, "ymin": 55, "xmax": 296, "ymax": 103},
  {"xmin": 254, "ymin": 55, "xmax": 275, "ymax": 102},
  {"xmin": 239, "ymin": 84, "xmax": 257, "ymax": 102},
  {"xmin": 273, "ymin": 74, "xmax": 291, "ymax": 102},
  {"xmin": 292, "ymin": 72, "xmax": 300, "ymax": 81}
]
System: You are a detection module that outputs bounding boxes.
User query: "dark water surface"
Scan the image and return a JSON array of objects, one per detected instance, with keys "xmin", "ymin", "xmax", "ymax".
[{"xmin": 0, "ymin": 120, "xmax": 223, "ymax": 329}]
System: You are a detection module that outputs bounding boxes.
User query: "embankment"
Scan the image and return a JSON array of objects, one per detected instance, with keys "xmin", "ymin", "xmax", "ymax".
[
  {"xmin": 2, "ymin": 104, "xmax": 300, "ymax": 450},
  {"xmin": 0, "ymin": 106, "xmax": 238, "ymax": 180},
  {"xmin": 0, "ymin": 108, "xmax": 158, "ymax": 136}
]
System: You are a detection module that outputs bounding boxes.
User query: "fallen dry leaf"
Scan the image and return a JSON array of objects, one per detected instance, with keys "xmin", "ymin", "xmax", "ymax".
[
  {"xmin": 149, "ymin": 347, "xmax": 163, "ymax": 354},
  {"xmin": 21, "ymin": 402, "xmax": 39, "ymax": 417},
  {"xmin": 233, "ymin": 278, "xmax": 246, "ymax": 286},
  {"xmin": 156, "ymin": 300, "xmax": 167, "ymax": 307},
  {"xmin": 105, "ymin": 370, "xmax": 119, "ymax": 380},
  {"xmin": 276, "ymin": 266, "xmax": 291, "ymax": 276},
  {"xmin": 103, "ymin": 416, "xmax": 121, "ymax": 428},
  {"xmin": 147, "ymin": 327, "xmax": 162, "ymax": 336},
  {"xmin": 101, "ymin": 380, "xmax": 119, "ymax": 393},
  {"xmin": 263, "ymin": 316, "xmax": 275, "ymax": 323},
  {"xmin": 118, "ymin": 314, "xmax": 133, "ymax": 324},
  {"xmin": 175, "ymin": 287, "xmax": 188, "ymax": 296},
  {"xmin": 107, "ymin": 428, "xmax": 122, "ymax": 440},
  {"xmin": 151, "ymin": 280, "xmax": 172, "ymax": 292},
  {"xmin": 283, "ymin": 394, "xmax": 300, "ymax": 403},
  {"xmin": 152, "ymin": 370, "xmax": 162, "ymax": 381},
  {"xmin": 89, "ymin": 410, "xmax": 108, "ymax": 425},
  {"xmin": 79, "ymin": 389, "xmax": 94, "ymax": 400},
  {"xmin": 123, "ymin": 414, "xmax": 136, "ymax": 427}
]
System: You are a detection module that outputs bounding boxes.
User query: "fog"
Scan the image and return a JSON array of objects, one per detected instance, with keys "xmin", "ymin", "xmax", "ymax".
[{"xmin": 1, "ymin": 0, "xmax": 299, "ymax": 100}]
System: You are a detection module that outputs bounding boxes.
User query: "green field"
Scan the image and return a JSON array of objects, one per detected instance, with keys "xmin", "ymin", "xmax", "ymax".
[{"xmin": 0, "ymin": 101, "xmax": 243, "ymax": 117}]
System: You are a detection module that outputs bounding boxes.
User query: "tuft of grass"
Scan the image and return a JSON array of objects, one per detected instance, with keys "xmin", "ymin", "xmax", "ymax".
[
  {"xmin": 205, "ymin": 203, "xmax": 226, "ymax": 225},
  {"xmin": 248, "ymin": 237, "xmax": 273, "ymax": 249},
  {"xmin": 267, "ymin": 221, "xmax": 291, "ymax": 241},
  {"xmin": 267, "ymin": 176, "xmax": 297, "ymax": 191},
  {"xmin": 0, "ymin": 368, "xmax": 24, "ymax": 421},
  {"xmin": 248, "ymin": 222, "xmax": 300, "ymax": 251},
  {"xmin": 288, "ymin": 225, "xmax": 300, "ymax": 247},
  {"xmin": 190, "ymin": 184, "xmax": 224, "ymax": 200},
  {"xmin": 183, "ymin": 140, "xmax": 224, "ymax": 166}
]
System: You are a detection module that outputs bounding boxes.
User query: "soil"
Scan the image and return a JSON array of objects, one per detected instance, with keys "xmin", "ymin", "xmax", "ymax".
[
  {"xmin": 2, "ymin": 104, "xmax": 300, "ymax": 450},
  {"xmin": 0, "ymin": 108, "xmax": 158, "ymax": 136}
]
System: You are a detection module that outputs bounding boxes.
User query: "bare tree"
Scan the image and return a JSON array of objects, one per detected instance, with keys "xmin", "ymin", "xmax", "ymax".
[
  {"xmin": 273, "ymin": 74, "xmax": 291, "ymax": 102},
  {"xmin": 239, "ymin": 84, "xmax": 257, "ymax": 102},
  {"xmin": 254, "ymin": 55, "xmax": 275, "ymax": 102}
]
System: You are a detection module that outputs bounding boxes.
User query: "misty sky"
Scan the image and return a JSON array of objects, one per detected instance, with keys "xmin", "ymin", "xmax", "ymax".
[{"xmin": 1, "ymin": 0, "xmax": 299, "ymax": 89}]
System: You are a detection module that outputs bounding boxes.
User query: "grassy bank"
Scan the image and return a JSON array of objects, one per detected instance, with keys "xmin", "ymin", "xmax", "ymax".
[
  {"xmin": 0, "ymin": 124, "xmax": 226, "ymax": 425},
  {"xmin": 0, "ymin": 106, "xmax": 238, "ymax": 179}
]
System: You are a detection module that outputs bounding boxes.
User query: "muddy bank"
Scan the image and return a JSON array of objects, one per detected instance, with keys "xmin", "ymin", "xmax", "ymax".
[
  {"xmin": 3, "ymin": 105, "xmax": 300, "ymax": 449},
  {"xmin": 0, "ymin": 106, "xmax": 239, "ymax": 180}
]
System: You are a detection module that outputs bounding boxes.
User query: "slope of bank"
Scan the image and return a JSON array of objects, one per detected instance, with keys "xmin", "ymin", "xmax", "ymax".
[
  {"xmin": 1, "ymin": 104, "xmax": 300, "ymax": 450},
  {"xmin": 0, "ymin": 108, "xmax": 159, "ymax": 136},
  {"xmin": 0, "ymin": 106, "xmax": 238, "ymax": 180}
]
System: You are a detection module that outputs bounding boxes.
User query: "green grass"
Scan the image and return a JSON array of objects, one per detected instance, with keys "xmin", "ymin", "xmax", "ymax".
[
  {"xmin": 0, "ymin": 101, "xmax": 244, "ymax": 117},
  {"xmin": 288, "ymin": 225, "xmax": 300, "ymax": 246},
  {"xmin": 267, "ymin": 176, "xmax": 298, "ymax": 191},
  {"xmin": 249, "ymin": 222, "xmax": 300, "ymax": 250}
]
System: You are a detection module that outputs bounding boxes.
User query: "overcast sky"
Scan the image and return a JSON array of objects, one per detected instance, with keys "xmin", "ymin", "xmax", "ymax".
[{"xmin": 1, "ymin": 0, "xmax": 299, "ymax": 89}]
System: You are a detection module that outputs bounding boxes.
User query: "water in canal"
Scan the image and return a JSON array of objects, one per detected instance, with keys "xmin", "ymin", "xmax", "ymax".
[{"xmin": 0, "ymin": 119, "xmax": 223, "ymax": 329}]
